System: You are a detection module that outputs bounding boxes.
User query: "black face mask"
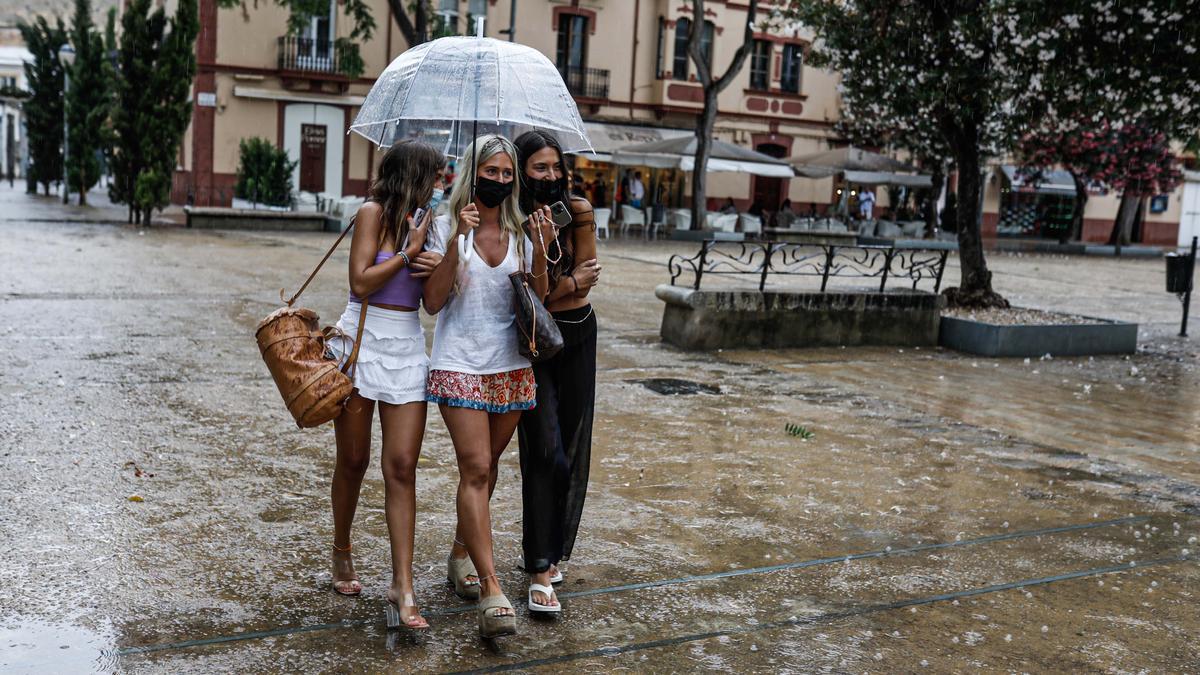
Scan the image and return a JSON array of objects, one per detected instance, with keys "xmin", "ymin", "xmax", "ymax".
[
  {"xmin": 528, "ymin": 176, "xmax": 566, "ymax": 205},
  {"xmin": 474, "ymin": 177, "xmax": 513, "ymax": 208}
]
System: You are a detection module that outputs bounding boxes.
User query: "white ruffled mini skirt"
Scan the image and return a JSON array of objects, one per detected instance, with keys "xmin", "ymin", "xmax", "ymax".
[{"xmin": 327, "ymin": 302, "xmax": 429, "ymax": 405}]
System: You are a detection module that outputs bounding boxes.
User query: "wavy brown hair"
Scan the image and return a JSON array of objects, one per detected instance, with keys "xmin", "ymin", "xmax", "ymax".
[{"xmin": 369, "ymin": 140, "xmax": 445, "ymax": 250}]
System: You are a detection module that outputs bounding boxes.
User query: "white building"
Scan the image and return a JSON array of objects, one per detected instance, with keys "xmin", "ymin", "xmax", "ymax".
[{"xmin": 0, "ymin": 45, "xmax": 32, "ymax": 182}]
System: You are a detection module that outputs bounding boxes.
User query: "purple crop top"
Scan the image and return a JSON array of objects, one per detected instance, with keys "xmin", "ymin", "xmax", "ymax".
[{"xmin": 349, "ymin": 252, "xmax": 423, "ymax": 308}]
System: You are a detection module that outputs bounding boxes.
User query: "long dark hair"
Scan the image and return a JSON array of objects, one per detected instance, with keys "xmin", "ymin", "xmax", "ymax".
[
  {"xmin": 369, "ymin": 140, "xmax": 444, "ymax": 250},
  {"xmin": 514, "ymin": 130, "xmax": 569, "ymax": 214},
  {"xmin": 514, "ymin": 130, "xmax": 573, "ymax": 287}
]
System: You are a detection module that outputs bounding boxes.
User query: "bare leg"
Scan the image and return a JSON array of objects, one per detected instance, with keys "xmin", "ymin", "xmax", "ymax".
[
  {"xmin": 331, "ymin": 392, "xmax": 374, "ymax": 595},
  {"xmin": 379, "ymin": 400, "xmax": 428, "ymax": 628},
  {"xmin": 450, "ymin": 410, "xmax": 521, "ymax": 568},
  {"xmin": 440, "ymin": 405, "xmax": 513, "ymax": 617}
]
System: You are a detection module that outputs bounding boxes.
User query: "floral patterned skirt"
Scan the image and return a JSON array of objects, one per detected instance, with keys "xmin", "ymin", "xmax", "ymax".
[{"xmin": 426, "ymin": 368, "xmax": 537, "ymax": 413}]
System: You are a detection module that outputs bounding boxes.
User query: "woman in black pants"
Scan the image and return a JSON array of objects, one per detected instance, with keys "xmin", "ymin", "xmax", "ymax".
[{"xmin": 513, "ymin": 130, "xmax": 601, "ymax": 614}]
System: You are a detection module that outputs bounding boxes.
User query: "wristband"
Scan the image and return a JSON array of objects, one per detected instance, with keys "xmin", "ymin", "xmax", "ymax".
[
  {"xmin": 570, "ymin": 276, "xmax": 579, "ymax": 293},
  {"xmin": 398, "ymin": 251, "xmax": 411, "ymax": 267}
]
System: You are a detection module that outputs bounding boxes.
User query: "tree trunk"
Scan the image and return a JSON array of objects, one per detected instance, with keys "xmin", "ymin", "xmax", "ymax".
[
  {"xmin": 689, "ymin": 91, "xmax": 717, "ymax": 231},
  {"xmin": 1067, "ymin": 172, "xmax": 1087, "ymax": 243},
  {"xmin": 1109, "ymin": 191, "xmax": 1140, "ymax": 256},
  {"xmin": 944, "ymin": 141, "xmax": 1007, "ymax": 308}
]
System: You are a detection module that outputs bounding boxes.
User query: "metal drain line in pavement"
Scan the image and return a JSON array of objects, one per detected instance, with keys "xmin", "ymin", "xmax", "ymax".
[
  {"xmin": 115, "ymin": 514, "xmax": 1157, "ymax": 657},
  {"xmin": 454, "ymin": 554, "xmax": 1196, "ymax": 675}
]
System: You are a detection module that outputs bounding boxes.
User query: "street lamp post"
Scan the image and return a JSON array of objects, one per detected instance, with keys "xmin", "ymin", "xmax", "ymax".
[{"xmin": 58, "ymin": 44, "xmax": 75, "ymax": 205}]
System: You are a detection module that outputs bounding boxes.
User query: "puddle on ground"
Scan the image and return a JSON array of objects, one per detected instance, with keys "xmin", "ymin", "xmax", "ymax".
[
  {"xmin": 0, "ymin": 621, "xmax": 117, "ymax": 674},
  {"xmin": 630, "ymin": 378, "xmax": 722, "ymax": 395}
]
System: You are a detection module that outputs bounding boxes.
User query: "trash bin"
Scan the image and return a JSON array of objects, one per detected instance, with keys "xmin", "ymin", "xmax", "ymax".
[{"xmin": 1166, "ymin": 253, "xmax": 1194, "ymax": 293}]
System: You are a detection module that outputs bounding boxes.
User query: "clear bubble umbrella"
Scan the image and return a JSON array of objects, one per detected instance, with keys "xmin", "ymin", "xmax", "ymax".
[{"xmin": 349, "ymin": 36, "xmax": 594, "ymax": 160}]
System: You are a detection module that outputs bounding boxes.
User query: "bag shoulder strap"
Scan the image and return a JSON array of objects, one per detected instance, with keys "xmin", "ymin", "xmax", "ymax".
[{"xmin": 283, "ymin": 216, "xmax": 357, "ymax": 307}]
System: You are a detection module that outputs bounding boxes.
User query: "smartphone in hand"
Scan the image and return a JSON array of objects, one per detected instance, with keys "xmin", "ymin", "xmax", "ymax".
[{"xmin": 548, "ymin": 201, "xmax": 573, "ymax": 227}]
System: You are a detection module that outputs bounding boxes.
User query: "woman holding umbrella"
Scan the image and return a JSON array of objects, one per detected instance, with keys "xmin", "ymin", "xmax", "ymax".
[
  {"xmin": 513, "ymin": 130, "xmax": 600, "ymax": 615},
  {"xmin": 423, "ymin": 134, "xmax": 556, "ymax": 638}
]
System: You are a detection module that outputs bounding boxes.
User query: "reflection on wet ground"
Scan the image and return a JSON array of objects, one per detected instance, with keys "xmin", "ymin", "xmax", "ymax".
[{"xmin": 1, "ymin": 214, "xmax": 1198, "ymax": 672}]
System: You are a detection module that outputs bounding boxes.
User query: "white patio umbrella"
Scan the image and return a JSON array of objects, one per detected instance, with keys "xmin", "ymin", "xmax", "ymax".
[
  {"xmin": 349, "ymin": 36, "xmax": 593, "ymax": 160},
  {"xmin": 611, "ymin": 136, "xmax": 794, "ymax": 177}
]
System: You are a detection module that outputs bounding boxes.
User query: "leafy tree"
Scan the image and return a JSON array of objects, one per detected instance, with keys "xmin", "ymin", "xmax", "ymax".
[
  {"xmin": 1011, "ymin": 0, "xmax": 1200, "ymax": 248},
  {"xmin": 682, "ymin": 0, "xmax": 760, "ymax": 230},
  {"xmin": 109, "ymin": 0, "xmax": 197, "ymax": 224},
  {"xmin": 109, "ymin": 0, "xmax": 159, "ymax": 221},
  {"xmin": 235, "ymin": 137, "xmax": 298, "ymax": 207},
  {"xmin": 18, "ymin": 16, "xmax": 67, "ymax": 196},
  {"xmin": 65, "ymin": 0, "xmax": 108, "ymax": 205},
  {"xmin": 786, "ymin": 0, "xmax": 1042, "ymax": 308},
  {"xmin": 137, "ymin": 0, "xmax": 199, "ymax": 220}
]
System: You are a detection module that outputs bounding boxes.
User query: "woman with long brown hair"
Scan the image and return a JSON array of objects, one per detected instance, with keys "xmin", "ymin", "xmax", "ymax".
[
  {"xmin": 512, "ymin": 130, "xmax": 600, "ymax": 615},
  {"xmin": 325, "ymin": 140, "xmax": 445, "ymax": 631}
]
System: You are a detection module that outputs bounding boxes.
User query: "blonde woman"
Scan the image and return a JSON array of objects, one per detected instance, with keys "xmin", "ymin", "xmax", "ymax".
[{"xmin": 423, "ymin": 135, "xmax": 556, "ymax": 639}]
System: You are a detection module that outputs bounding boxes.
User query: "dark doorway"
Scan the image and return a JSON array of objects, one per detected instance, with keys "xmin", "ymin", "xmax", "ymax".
[
  {"xmin": 753, "ymin": 142, "xmax": 789, "ymax": 216},
  {"xmin": 299, "ymin": 124, "xmax": 327, "ymax": 193}
]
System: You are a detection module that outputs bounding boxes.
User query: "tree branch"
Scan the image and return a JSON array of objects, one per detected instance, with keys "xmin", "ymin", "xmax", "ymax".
[{"xmin": 388, "ymin": 0, "xmax": 416, "ymax": 45}]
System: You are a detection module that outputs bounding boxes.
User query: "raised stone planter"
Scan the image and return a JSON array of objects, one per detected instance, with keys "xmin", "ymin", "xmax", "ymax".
[
  {"xmin": 185, "ymin": 207, "xmax": 333, "ymax": 232},
  {"xmin": 656, "ymin": 284, "xmax": 944, "ymax": 351},
  {"xmin": 938, "ymin": 315, "xmax": 1137, "ymax": 357}
]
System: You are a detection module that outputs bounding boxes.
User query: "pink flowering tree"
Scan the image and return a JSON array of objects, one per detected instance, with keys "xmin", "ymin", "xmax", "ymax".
[{"xmin": 1019, "ymin": 122, "xmax": 1184, "ymax": 247}]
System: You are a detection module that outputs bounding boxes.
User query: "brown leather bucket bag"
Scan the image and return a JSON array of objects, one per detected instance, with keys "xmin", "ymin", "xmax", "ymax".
[{"xmin": 255, "ymin": 220, "xmax": 368, "ymax": 428}]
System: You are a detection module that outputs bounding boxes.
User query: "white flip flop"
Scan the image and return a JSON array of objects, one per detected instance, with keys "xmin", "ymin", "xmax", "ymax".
[
  {"xmin": 527, "ymin": 583, "xmax": 561, "ymax": 614},
  {"xmin": 516, "ymin": 559, "xmax": 565, "ymax": 584}
]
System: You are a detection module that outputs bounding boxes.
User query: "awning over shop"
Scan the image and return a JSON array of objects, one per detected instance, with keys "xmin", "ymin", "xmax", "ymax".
[
  {"xmin": 573, "ymin": 122, "xmax": 691, "ymax": 156},
  {"xmin": 790, "ymin": 146, "xmax": 916, "ymax": 178},
  {"xmin": 843, "ymin": 170, "xmax": 932, "ymax": 187},
  {"xmin": 611, "ymin": 136, "xmax": 795, "ymax": 177},
  {"xmin": 1000, "ymin": 165, "xmax": 1077, "ymax": 196}
]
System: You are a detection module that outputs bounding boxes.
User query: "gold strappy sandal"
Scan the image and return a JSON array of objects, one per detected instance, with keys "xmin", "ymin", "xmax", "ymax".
[{"xmin": 331, "ymin": 542, "xmax": 362, "ymax": 596}]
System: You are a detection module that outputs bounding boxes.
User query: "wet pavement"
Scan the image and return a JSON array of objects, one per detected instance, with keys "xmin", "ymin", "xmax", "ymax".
[{"xmin": 1, "ymin": 184, "xmax": 1198, "ymax": 672}]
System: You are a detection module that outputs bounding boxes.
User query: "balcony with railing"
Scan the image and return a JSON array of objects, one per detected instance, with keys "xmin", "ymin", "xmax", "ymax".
[
  {"xmin": 560, "ymin": 65, "xmax": 609, "ymax": 101},
  {"xmin": 277, "ymin": 36, "xmax": 346, "ymax": 77}
]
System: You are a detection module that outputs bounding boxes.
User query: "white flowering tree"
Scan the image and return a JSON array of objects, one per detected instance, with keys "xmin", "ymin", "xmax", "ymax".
[
  {"xmin": 1013, "ymin": 0, "xmax": 1200, "ymax": 248},
  {"xmin": 785, "ymin": 1, "xmax": 1042, "ymax": 307}
]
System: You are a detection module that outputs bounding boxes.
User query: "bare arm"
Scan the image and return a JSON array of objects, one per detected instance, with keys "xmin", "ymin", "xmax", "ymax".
[
  {"xmin": 348, "ymin": 202, "xmax": 426, "ymax": 298},
  {"xmin": 568, "ymin": 222, "xmax": 599, "ymax": 299}
]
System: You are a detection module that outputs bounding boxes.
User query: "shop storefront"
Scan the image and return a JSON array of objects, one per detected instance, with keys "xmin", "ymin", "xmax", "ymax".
[
  {"xmin": 997, "ymin": 166, "xmax": 1077, "ymax": 239},
  {"xmin": 569, "ymin": 121, "xmax": 691, "ymax": 211}
]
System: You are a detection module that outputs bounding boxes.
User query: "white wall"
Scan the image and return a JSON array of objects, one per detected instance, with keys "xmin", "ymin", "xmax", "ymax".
[
  {"xmin": 283, "ymin": 103, "xmax": 344, "ymax": 199},
  {"xmin": 1181, "ymin": 173, "xmax": 1200, "ymax": 249}
]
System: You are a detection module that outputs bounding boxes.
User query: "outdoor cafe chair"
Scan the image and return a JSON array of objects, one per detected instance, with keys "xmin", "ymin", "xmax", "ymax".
[
  {"xmin": 620, "ymin": 204, "xmax": 646, "ymax": 237},
  {"xmin": 901, "ymin": 220, "xmax": 926, "ymax": 238},
  {"xmin": 739, "ymin": 213, "xmax": 763, "ymax": 238},
  {"xmin": 711, "ymin": 214, "xmax": 739, "ymax": 233},
  {"xmin": 669, "ymin": 208, "xmax": 691, "ymax": 232},
  {"xmin": 593, "ymin": 207, "xmax": 611, "ymax": 239}
]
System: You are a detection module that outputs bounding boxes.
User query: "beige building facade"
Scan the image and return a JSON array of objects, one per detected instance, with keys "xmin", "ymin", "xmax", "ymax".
[
  {"xmin": 177, "ymin": 0, "xmax": 840, "ymax": 211},
  {"xmin": 176, "ymin": 0, "xmax": 1192, "ymax": 247}
]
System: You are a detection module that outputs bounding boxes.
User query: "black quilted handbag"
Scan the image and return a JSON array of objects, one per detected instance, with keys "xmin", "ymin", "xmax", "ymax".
[{"xmin": 510, "ymin": 269, "xmax": 564, "ymax": 363}]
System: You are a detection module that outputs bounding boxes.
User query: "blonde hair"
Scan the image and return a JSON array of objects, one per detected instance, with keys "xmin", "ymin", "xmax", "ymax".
[{"xmin": 446, "ymin": 134, "xmax": 526, "ymax": 261}]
